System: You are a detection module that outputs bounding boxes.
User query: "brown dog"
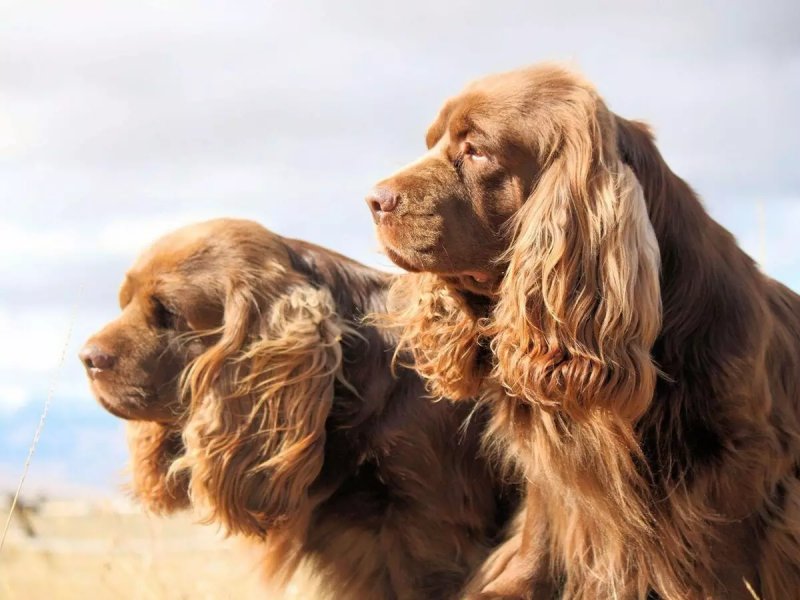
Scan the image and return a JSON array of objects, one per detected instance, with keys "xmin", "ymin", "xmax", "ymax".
[
  {"xmin": 368, "ymin": 65, "xmax": 800, "ymax": 599},
  {"xmin": 80, "ymin": 218, "xmax": 517, "ymax": 599}
]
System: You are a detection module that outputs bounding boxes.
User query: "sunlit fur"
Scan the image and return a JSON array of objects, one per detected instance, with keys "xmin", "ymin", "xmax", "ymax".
[
  {"xmin": 125, "ymin": 421, "xmax": 189, "ymax": 514},
  {"xmin": 380, "ymin": 273, "xmax": 487, "ymax": 400},
  {"xmin": 82, "ymin": 219, "xmax": 515, "ymax": 599},
  {"xmin": 485, "ymin": 95, "xmax": 665, "ymax": 598},
  {"xmin": 373, "ymin": 65, "xmax": 800, "ymax": 599},
  {"xmin": 179, "ymin": 283, "xmax": 345, "ymax": 537}
]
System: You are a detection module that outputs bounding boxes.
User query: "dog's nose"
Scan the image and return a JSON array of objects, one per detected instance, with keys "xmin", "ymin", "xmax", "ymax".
[
  {"xmin": 79, "ymin": 344, "xmax": 116, "ymax": 371},
  {"xmin": 366, "ymin": 185, "xmax": 399, "ymax": 216}
]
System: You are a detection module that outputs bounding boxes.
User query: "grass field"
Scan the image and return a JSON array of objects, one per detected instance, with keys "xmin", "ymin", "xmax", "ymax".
[{"xmin": 0, "ymin": 497, "xmax": 268, "ymax": 599}]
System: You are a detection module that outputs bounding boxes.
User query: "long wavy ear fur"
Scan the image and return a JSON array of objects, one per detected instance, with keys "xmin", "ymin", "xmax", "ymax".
[
  {"xmin": 181, "ymin": 282, "xmax": 346, "ymax": 537},
  {"xmin": 381, "ymin": 273, "xmax": 487, "ymax": 400},
  {"xmin": 125, "ymin": 421, "xmax": 189, "ymax": 513},
  {"xmin": 492, "ymin": 101, "xmax": 662, "ymax": 422}
]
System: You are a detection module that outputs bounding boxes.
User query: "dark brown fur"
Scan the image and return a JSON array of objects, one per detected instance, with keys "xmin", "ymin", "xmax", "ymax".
[
  {"xmin": 369, "ymin": 65, "xmax": 800, "ymax": 599},
  {"xmin": 80, "ymin": 219, "xmax": 517, "ymax": 599}
]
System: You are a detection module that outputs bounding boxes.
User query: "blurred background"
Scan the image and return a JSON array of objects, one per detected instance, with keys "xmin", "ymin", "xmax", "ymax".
[{"xmin": 1, "ymin": 0, "xmax": 798, "ymax": 596}]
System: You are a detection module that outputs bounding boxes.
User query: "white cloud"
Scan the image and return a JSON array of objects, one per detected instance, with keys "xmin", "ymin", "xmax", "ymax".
[
  {"xmin": 0, "ymin": 384, "xmax": 30, "ymax": 413},
  {"xmin": 0, "ymin": 307, "xmax": 80, "ymax": 372},
  {"xmin": 0, "ymin": 304, "xmax": 104, "ymax": 422},
  {"xmin": 0, "ymin": 222, "xmax": 83, "ymax": 264}
]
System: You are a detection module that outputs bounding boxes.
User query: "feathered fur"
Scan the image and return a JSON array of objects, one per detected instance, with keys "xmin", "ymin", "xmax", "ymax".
[
  {"xmin": 370, "ymin": 64, "xmax": 800, "ymax": 599},
  {"xmin": 81, "ymin": 219, "xmax": 517, "ymax": 599}
]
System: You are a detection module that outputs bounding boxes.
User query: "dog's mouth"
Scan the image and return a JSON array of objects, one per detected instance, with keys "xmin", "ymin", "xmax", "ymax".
[
  {"xmin": 383, "ymin": 245, "xmax": 422, "ymax": 273},
  {"xmin": 381, "ymin": 243, "xmax": 498, "ymax": 296},
  {"xmin": 444, "ymin": 273, "xmax": 499, "ymax": 297},
  {"xmin": 90, "ymin": 379, "xmax": 179, "ymax": 423},
  {"xmin": 95, "ymin": 392, "xmax": 146, "ymax": 420}
]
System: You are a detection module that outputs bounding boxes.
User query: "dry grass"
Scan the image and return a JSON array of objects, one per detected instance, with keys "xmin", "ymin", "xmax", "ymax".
[{"xmin": 0, "ymin": 498, "xmax": 267, "ymax": 599}]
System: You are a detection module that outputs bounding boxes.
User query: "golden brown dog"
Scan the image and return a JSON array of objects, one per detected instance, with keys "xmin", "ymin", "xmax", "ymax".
[
  {"xmin": 368, "ymin": 65, "xmax": 800, "ymax": 599},
  {"xmin": 80, "ymin": 218, "xmax": 517, "ymax": 599}
]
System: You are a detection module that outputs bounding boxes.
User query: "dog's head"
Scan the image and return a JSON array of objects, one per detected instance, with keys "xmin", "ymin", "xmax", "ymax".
[
  {"xmin": 81, "ymin": 219, "xmax": 350, "ymax": 533},
  {"xmin": 370, "ymin": 65, "xmax": 661, "ymax": 417}
]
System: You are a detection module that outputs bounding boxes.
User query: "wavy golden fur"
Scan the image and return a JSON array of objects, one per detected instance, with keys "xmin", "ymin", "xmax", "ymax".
[
  {"xmin": 382, "ymin": 272, "xmax": 487, "ymax": 400},
  {"xmin": 81, "ymin": 218, "xmax": 516, "ymax": 599},
  {"xmin": 369, "ymin": 64, "xmax": 800, "ymax": 599},
  {"xmin": 178, "ymin": 266, "xmax": 348, "ymax": 539}
]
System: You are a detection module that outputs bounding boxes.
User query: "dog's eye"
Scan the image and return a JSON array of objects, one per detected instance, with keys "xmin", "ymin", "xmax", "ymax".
[
  {"xmin": 152, "ymin": 296, "xmax": 176, "ymax": 329},
  {"xmin": 463, "ymin": 141, "xmax": 488, "ymax": 161}
]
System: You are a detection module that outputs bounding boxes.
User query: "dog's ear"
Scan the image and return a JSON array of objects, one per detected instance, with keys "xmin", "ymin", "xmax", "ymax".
[
  {"xmin": 492, "ymin": 101, "xmax": 661, "ymax": 421},
  {"xmin": 425, "ymin": 98, "xmax": 456, "ymax": 149},
  {"xmin": 615, "ymin": 116, "xmax": 656, "ymax": 169},
  {"xmin": 380, "ymin": 273, "xmax": 487, "ymax": 400},
  {"xmin": 180, "ymin": 281, "xmax": 345, "ymax": 537},
  {"xmin": 126, "ymin": 421, "xmax": 189, "ymax": 513}
]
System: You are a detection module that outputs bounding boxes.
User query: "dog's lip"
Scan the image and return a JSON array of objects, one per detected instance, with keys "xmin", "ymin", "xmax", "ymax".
[
  {"xmin": 89, "ymin": 379, "xmax": 155, "ymax": 420},
  {"xmin": 382, "ymin": 244, "xmax": 422, "ymax": 273},
  {"xmin": 460, "ymin": 270, "xmax": 491, "ymax": 283},
  {"xmin": 446, "ymin": 274, "xmax": 499, "ymax": 298},
  {"xmin": 381, "ymin": 243, "xmax": 496, "ymax": 288},
  {"xmin": 86, "ymin": 367, "xmax": 104, "ymax": 380},
  {"xmin": 96, "ymin": 392, "xmax": 176, "ymax": 422},
  {"xmin": 370, "ymin": 210, "xmax": 388, "ymax": 225},
  {"xmin": 95, "ymin": 393, "xmax": 139, "ymax": 420}
]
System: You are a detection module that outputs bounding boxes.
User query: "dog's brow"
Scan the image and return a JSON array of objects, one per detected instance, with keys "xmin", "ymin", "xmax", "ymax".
[
  {"xmin": 450, "ymin": 118, "xmax": 471, "ymax": 141},
  {"xmin": 119, "ymin": 275, "xmax": 134, "ymax": 308},
  {"xmin": 450, "ymin": 111, "xmax": 490, "ymax": 144}
]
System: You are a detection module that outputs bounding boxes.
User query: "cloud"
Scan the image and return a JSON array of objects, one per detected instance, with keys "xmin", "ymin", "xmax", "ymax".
[{"xmin": 0, "ymin": 384, "xmax": 30, "ymax": 414}]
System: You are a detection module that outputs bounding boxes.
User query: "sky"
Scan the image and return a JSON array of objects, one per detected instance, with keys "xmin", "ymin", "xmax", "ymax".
[{"xmin": 1, "ymin": 0, "xmax": 798, "ymax": 497}]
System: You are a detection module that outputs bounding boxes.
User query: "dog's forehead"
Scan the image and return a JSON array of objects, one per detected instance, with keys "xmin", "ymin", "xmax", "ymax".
[
  {"xmin": 427, "ymin": 69, "xmax": 544, "ymax": 146},
  {"xmin": 454, "ymin": 65, "xmax": 580, "ymax": 121},
  {"xmin": 119, "ymin": 222, "xmax": 226, "ymax": 296},
  {"xmin": 131, "ymin": 228, "xmax": 209, "ymax": 278},
  {"xmin": 467, "ymin": 65, "xmax": 565, "ymax": 94},
  {"xmin": 435, "ymin": 68, "xmax": 584, "ymax": 150},
  {"xmin": 440, "ymin": 78, "xmax": 533, "ymax": 133},
  {"xmin": 120, "ymin": 219, "xmax": 290, "ymax": 299}
]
